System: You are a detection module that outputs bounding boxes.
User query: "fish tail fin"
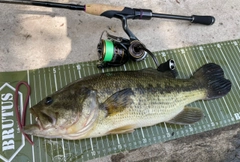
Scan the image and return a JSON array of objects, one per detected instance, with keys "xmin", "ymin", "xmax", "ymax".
[{"xmin": 192, "ymin": 63, "xmax": 231, "ymax": 100}]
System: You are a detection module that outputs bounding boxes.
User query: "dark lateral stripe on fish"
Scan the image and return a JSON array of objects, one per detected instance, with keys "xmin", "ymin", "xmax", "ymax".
[{"xmin": 192, "ymin": 63, "xmax": 232, "ymax": 100}]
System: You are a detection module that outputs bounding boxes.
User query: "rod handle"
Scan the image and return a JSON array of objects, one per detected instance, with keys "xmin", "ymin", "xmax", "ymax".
[
  {"xmin": 85, "ymin": 4, "xmax": 125, "ymax": 17},
  {"xmin": 191, "ymin": 15, "xmax": 215, "ymax": 25}
]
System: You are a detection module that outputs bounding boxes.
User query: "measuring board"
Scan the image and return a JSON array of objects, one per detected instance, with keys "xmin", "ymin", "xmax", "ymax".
[{"xmin": 0, "ymin": 39, "xmax": 240, "ymax": 162}]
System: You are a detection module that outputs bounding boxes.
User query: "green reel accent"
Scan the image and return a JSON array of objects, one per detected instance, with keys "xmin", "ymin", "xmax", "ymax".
[{"xmin": 103, "ymin": 40, "xmax": 114, "ymax": 62}]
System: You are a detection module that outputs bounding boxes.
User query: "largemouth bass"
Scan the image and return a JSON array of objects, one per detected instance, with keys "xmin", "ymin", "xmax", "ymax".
[{"xmin": 24, "ymin": 63, "xmax": 231, "ymax": 139}]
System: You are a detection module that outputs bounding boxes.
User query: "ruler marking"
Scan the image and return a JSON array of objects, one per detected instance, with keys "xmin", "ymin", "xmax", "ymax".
[
  {"xmin": 83, "ymin": 65, "xmax": 86, "ymax": 77},
  {"xmin": 43, "ymin": 69, "xmax": 48, "ymax": 96},
  {"xmin": 52, "ymin": 68, "xmax": 61, "ymax": 159},
  {"xmin": 58, "ymin": 67, "xmax": 63, "ymax": 88},
  {"xmin": 140, "ymin": 127, "xmax": 145, "ymax": 139},
  {"xmin": 116, "ymin": 134, "xmax": 123, "ymax": 151},
  {"xmin": 121, "ymin": 134, "xmax": 127, "ymax": 149},
  {"xmin": 94, "ymin": 138, "xmax": 100, "ymax": 158},
  {"xmin": 78, "ymin": 140, "xmax": 83, "ymax": 159},
  {"xmin": 36, "ymin": 70, "xmax": 42, "ymax": 162},
  {"xmin": 136, "ymin": 61, "xmax": 140, "ymax": 70},
  {"xmin": 42, "ymin": 69, "xmax": 49, "ymax": 162},
  {"xmin": 84, "ymin": 139, "xmax": 89, "ymax": 160},
  {"xmin": 63, "ymin": 66, "xmax": 67, "ymax": 84},
  {"xmin": 65, "ymin": 66, "xmax": 74, "ymax": 160},
  {"xmin": 220, "ymin": 43, "xmax": 239, "ymax": 113},
  {"xmin": 57, "ymin": 67, "xmax": 67, "ymax": 161},
  {"xmin": 68, "ymin": 65, "xmax": 72, "ymax": 82},
  {"xmin": 100, "ymin": 137, "xmax": 105, "ymax": 156},
  {"xmin": 72, "ymin": 140, "xmax": 77, "ymax": 160},
  {"xmin": 73, "ymin": 69, "xmax": 78, "ymax": 157},
  {"xmin": 92, "ymin": 64, "xmax": 96, "ymax": 74},
  {"xmin": 109, "ymin": 135, "xmax": 115, "ymax": 153},
  {"xmin": 229, "ymin": 41, "xmax": 240, "ymax": 61},
  {"xmin": 90, "ymin": 138, "xmax": 94, "ymax": 151},
  {"xmin": 77, "ymin": 64, "xmax": 82, "ymax": 79},
  {"xmin": 53, "ymin": 67, "xmax": 58, "ymax": 90},
  {"xmin": 28, "ymin": 70, "xmax": 35, "ymax": 162},
  {"xmin": 144, "ymin": 59, "xmax": 148, "ymax": 68},
  {"xmin": 223, "ymin": 43, "xmax": 240, "ymax": 81},
  {"xmin": 161, "ymin": 52, "xmax": 175, "ymax": 136},
  {"xmin": 132, "ymin": 128, "xmax": 139, "ymax": 147},
  {"xmin": 182, "ymin": 50, "xmax": 193, "ymax": 74},
  {"xmin": 218, "ymin": 45, "xmax": 240, "ymax": 89},
  {"xmin": 73, "ymin": 64, "xmax": 77, "ymax": 80},
  {"xmin": 48, "ymin": 68, "xmax": 55, "ymax": 161},
  {"xmin": 198, "ymin": 46, "xmax": 218, "ymax": 122},
  {"xmin": 163, "ymin": 123, "xmax": 169, "ymax": 133},
  {"xmin": 48, "ymin": 68, "xmax": 53, "ymax": 94},
  {"xmin": 236, "ymin": 45, "xmax": 240, "ymax": 53},
  {"xmin": 209, "ymin": 45, "xmax": 236, "ymax": 116},
  {"xmin": 88, "ymin": 66, "xmax": 91, "ymax": 76},
  {"xmin": 123, "ymin": 64, "xmax": 127, "ymax": 71},
  {"xmin": 206, "ymin": 45, "xmax": 223, "ymax": 122},
  {"xmin": 224, "ymin": 43, "xmax": 240, "ymax": 90},
  {"xmin": 172, "ymin": 51, "xmax": 187, "ymax": 135},
  {"xmin": 38, "ymin": 69, "xmax": 43, "ymax": 99}
]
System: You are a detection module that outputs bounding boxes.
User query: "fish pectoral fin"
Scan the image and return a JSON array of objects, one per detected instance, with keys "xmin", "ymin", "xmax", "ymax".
[
  {"xmin": 168, "ymin": 106, "xmax": 203, "ymax": 125},
  {"xmin": 107, "ymin": 125, "xmax": 135, "ymax": 134},
  {"xmin": 102, "ymin": 88, "xmax": 134, "ymax": 116}
]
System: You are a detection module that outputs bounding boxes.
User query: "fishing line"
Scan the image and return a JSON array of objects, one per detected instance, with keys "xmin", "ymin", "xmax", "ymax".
[{"xmin": 14, "ymin": 81, "xmax": 34, "ymax": 145}]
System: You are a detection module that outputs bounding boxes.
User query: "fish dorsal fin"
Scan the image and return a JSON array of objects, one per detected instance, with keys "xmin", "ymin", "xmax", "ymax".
[
  {"xmin": 108, "ymin": 125, "xmax": 135, "ymax": 134},
  {"xmin": 141, "ymin": 68, "xmax": 163, "ymax": 76},
  {"xmin": 141, "ymin": 68, "xmax": 177, "ymax": 78},
  {"xmin": 168, "ymin": 106, "xmax": 203, "ymax": 125},
  {"xmin": 162, "ymin": 70, "xmax": 178, "ymax": 78},
  {"xmin": 102, "ymin": 88, "xmax": 134, "ymax": 116},
  {"xmin": 141, "ymin": 68, "xmax": 158, "ymax": 73}
]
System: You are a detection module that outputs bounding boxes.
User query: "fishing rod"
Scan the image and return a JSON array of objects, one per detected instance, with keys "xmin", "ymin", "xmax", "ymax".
[{"xmin": 0, "ymin": 0, "xmax": 215, "ymax": 71}]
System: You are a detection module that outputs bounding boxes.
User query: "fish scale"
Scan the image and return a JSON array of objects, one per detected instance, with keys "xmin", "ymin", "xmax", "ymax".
[{"xmin": 89, "ymin": 90, "xmax": 205, "ymax": 135}]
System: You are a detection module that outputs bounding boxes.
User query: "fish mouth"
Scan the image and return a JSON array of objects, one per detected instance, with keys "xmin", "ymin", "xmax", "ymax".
[{"xmin": 25, "ymin": 108, "xmax": 44, "ymax": 131}]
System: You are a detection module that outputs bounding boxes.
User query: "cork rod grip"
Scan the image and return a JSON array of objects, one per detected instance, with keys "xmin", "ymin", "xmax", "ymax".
[{"xmin": 85, "ymin": 4, "xmax": 124, "ymax": 16}]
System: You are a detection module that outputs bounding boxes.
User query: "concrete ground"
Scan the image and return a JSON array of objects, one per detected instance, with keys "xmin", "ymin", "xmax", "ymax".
[{"xmin": 0, "ymin": 0, "xmax": 240, "ymax": 161}]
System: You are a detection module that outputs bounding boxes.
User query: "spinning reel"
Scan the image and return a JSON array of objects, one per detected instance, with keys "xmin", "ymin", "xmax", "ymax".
[{"xmin": 97, "ymin": 31, "xmax": 147, "ymax": 68}]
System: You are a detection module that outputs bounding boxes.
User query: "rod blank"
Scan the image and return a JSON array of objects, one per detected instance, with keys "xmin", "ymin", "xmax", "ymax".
[
  {"xmin": 152, "ymin": 13, "xmax": 215, "ymax": 25},
  {"xmin": 0, "ymin": 0, "xmax": 85, "ymax": 10}
]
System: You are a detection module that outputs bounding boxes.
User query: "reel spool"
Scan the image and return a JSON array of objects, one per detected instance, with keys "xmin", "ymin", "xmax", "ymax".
[{"xmin": 97, "ymin": 39, "xmax": 128, "ymax": 68}]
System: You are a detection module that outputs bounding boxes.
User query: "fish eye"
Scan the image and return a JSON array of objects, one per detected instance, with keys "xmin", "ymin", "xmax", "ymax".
[{"xmin": 45, "ymin": 97, "xmax": 53, "ymax": 105}]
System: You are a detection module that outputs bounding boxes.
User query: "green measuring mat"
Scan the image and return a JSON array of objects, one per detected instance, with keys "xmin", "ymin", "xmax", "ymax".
[{"xmin": 1, "ymin": 39, "xmax": 240, "ymax": 162}]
